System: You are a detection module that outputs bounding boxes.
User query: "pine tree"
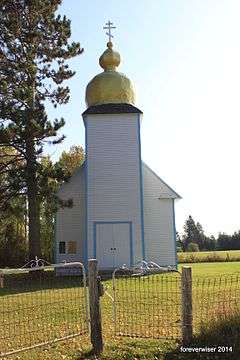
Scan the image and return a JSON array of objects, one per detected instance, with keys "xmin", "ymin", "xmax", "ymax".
[
  {"xmin": 0, "ymin": 0, "xmax": 83, "ymax": 259},
  {"xmin": 182, "ymin": 215, "xmax": 206, "ymax": 250}
]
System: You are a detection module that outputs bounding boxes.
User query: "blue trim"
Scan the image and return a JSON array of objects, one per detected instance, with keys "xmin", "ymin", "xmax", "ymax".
[
  {"xmin": 129, "ymin": 222, "xmax": 133, "ymax": 266},
  {"xmin": 93, "ymin": 221, "xmax": 133, "ymax": 266},
  {"xmin": 172, "ymin": 199, "xmax": 178, "ymax": 269},
  {"xmin": 83, "ymin": 119, "xmax": 88, "ymax": 267},
  {"xmin": 137, "ymin": 114, "xmax": 145, "ymax": 260},
  {"xmin": 93, "ymin": 222, "xmax": 97, "ymax": 258},
  {"xmin": 53, "ymin": 214, "xmax": 57, "ymax": 263}
]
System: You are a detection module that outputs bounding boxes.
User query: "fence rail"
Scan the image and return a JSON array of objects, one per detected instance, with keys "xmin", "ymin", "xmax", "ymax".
[{"xmin": 0, "ymin": 262, "xmax": 88, "ymax": 358}]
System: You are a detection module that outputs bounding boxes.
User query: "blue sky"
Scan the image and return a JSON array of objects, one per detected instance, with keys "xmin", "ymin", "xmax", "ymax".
[{"xmin": 46, "ymin": 0, "xmax": 240, "ymax": 236}]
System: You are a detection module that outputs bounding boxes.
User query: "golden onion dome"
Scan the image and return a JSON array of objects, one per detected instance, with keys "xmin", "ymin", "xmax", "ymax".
[{"xmin": 85, "ymin": 41, "xmax": 135, "ymax": 107}]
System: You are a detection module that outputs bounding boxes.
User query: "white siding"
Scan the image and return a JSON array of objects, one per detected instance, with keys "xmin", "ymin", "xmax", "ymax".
[
  {"xmin": 55, "ymin": 166, "xmax": 85, "ymax": 264},
  {"xmin": 143, "ymin": 164, "xmax": 177, "ymax": 266},
  {"xmin": 86, "ymin": 113, "xmax": 143, "ymax": 268}
]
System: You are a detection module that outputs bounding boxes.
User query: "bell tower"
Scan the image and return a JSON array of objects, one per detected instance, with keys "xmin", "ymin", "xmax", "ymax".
[{"xmin": 82, "ymin": 22, "xmax": 145, "ymax": 269}]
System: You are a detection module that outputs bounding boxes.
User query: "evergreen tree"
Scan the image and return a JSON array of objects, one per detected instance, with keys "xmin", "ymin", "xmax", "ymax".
[
  {"xmin": 176, "ymin": 231, "xmax": 184, "ymax": 252},
  {"xmin": 231, "ymin": 231, "xmax": 240, "ymax": 250},
  {"xmin": 0, "ymin": 146, "xmax": 28, "ymax": 266},
  {"xmin": 217, "ymin": 233, "xmax": 232, "ymax": 250},
  {"xmin": 195, "ymin": 222, "xmax": 205, "ymax": 249},
  {"xmin": 217, "ymin": 232, "xmax": 240, "ymax": 251},
  {"xmin": 182, "ymin": 215, "xmax": 206, "ymax": 250},
  {"xmin": 203, "ymin": 235, "xmax": 217, "ymax": 251},
  {"xmin": 0, "ymin": 1, "xmax": 83, "ymax": 259}
]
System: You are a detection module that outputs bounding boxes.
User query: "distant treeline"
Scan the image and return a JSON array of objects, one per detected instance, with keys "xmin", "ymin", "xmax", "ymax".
[{"xmin": 178, "ymin": 215, "xmax": 240, "ymax": 252}]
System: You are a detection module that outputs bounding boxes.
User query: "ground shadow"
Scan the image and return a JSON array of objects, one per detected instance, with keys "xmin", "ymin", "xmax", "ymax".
[
  {"xmin": 0, "ymin": 271, "xmax": 85, "ymax": 296},
  {"xmin": 164, "ymin": 315, "xmax": 240, "ymax": 359}
]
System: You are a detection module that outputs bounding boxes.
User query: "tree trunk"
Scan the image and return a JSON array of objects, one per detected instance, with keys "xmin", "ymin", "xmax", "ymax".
[{"xmin": 26, "ymin": 138, "xmax": 41, "ymax": 260}]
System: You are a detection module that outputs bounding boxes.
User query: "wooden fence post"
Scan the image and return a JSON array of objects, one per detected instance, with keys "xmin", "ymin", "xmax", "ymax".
[
  {"xmin": 181, "ymin": 266, "xmax": 193, "ymax": 344},
  {"xmin": 0, "ymin": 272, "xmax": 4, "ymax": 289},
  {"xmin": 88, "ymin": 259, "xmax": 103, "ymax": 354}
]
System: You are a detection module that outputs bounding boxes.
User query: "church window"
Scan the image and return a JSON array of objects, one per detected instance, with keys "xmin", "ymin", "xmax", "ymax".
[
  {"xmin": 59, "ymin": 241, "xmax": 66, "ymax": 254},
  {"xmin": 68, "ymin": 241, "xmax": 77, "ymax": 254}
]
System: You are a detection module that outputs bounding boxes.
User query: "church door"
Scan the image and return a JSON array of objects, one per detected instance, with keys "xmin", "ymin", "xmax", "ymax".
[{"xmin": 95, "ymin": 222, "xmax": 132, "ymax": 269}]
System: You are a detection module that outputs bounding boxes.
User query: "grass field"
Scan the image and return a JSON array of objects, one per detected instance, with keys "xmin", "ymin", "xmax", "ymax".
[
  {"xmin": 0, "ymin": 262, "xmax": 240, "ymax": 359},
  {"xmin": 178, "ymin": 250, "xmax": 240, "ymax": 263},
  {"xmin": 179, "ymin": 261, "xmax": 240, "ymax": 276}
]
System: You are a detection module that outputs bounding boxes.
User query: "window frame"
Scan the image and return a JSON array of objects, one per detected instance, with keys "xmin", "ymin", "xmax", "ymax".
[{"xmin": 59, "ymin": 241, "xmax": 66, "ymax": 254}]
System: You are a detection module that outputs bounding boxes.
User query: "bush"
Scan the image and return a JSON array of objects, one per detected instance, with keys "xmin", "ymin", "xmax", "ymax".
[
  {"xmin": 0, "ymin": 233, "xmax": 27, "ymax": 267},
  {"xmin": 187, "ymin": 243, "xmax": 199, "ymax": 252}
]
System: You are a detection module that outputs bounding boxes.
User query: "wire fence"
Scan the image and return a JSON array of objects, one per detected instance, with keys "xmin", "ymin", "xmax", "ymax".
[
  {"xmin": 1, "ymin": 260, "xmax": 240, "ymax": 357},
  {"xmin": 112, "ymin": 269, "xmax": 240, "ymax": 340},
  {"xmin": 112, "ymin": 271, "xmax": 182, "ymax": 339},
  {"xmin": 193, "ymin": 273, "xmax": 240, "ymax": 334},
  {"xmin": 0, "ymin": 262, "xmax": 88, "ymax": 358}
]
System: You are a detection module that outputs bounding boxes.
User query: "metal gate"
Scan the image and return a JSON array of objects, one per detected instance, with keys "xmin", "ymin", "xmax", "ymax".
[
  {"xmin": 0, "ymin": 260, "xmax": 88, "ymax": 357},
  {"xmin": 112, "ymin": 264, "xmax": 182, "ymax": 339}
]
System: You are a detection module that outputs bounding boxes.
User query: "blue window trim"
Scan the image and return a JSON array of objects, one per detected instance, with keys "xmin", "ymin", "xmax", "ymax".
[
  {"xmin": 93, "ymin": 221, "xmax": 133, "ymax": 266},
  {"xmin": 172, "ymin": 199, "xmax": 178, "ymax": 269},
  {"xmin": 84, "ymin": 119, "xmax": 88, "ymax": 267},
  {"xmin": 137, "ymin": 114, "xmax": 145, "ymax": 260}
]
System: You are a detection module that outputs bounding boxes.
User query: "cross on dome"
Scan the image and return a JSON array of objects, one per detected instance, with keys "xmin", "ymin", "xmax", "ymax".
[
  {"xmin": 85, "ymin": 21, "xmax": 135, "ymax": 107},
  {"xmin": 103, "ymin": 20, "xmax": 116, "ymax": 43}
]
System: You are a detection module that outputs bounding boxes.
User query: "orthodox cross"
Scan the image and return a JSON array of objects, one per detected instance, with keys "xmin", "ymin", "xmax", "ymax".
[{"xmin": 103, "ymin": 21, "xmax": 116, "ymax": 42}]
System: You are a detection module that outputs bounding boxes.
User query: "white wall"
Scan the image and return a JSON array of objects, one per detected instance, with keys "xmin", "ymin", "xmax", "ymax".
[
  {"xmin": 85, "ymin": 113, "xmax": 143, "ymax": 267},
  {"xmin": 143, "ymin": 164, "xmax": 177, "ymax": 266},
  {"xmin": 55, "ymin": 166, "xmax": 86, "ymax": 264}
]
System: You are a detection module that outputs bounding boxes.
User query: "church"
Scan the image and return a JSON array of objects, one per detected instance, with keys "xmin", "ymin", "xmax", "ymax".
[{"xmin": 55, "ymin": 24, "xmax": 181, "ymax": 270}]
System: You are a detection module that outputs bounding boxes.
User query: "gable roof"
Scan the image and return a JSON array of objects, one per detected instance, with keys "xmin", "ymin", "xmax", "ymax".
[
  {"xmin": 57, "ymin": 162, "xmax": 85, "ymax": 195},
  {"xmin": 57, "ymin": 160, "xmax": 181, "ymax": 199},
  {"xmin": 143, "ymin": 162, "xmax": 181, "ymax": 199}
]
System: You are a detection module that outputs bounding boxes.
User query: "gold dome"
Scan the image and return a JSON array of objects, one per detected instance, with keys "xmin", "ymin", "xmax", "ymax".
[{"xmin": 86, "ymin": 42, "xmax": 135, "ymax": 107}]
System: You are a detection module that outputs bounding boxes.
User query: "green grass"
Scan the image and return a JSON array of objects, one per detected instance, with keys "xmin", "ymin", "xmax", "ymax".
[
  {"xmin": 166, "ymin": 312, "xmax": 240, "ymax": 360},
  {"xmin": 178, "ymin": 261, "xmax": 240, "ymax": 276},
  {"xmin": 178, "ymin": 250, "xmax": 240, "ymax": 263},
  {"xmin": 1, "ymin": 262, "xmax": 240, "ymax": 359}
]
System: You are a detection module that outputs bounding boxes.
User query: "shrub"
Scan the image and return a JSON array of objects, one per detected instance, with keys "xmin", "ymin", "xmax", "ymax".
[{"xmin": 187, "ymin": 243, "xmax": 199, "ymax": 252}]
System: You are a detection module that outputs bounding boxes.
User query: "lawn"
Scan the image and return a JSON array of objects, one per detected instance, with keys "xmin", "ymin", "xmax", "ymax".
[
  {"xmin": 178, "ymin": 261, "xmax": 240, "ymax": 276},
  {"xmin": 0, "ymin": 262, "xmax": 240, "ymax": 359}
]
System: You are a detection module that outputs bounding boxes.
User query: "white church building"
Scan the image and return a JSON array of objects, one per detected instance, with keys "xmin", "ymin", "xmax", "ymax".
[{"xmin": 55, "ymin": 32, "xmax": 180, "ymax": 270}]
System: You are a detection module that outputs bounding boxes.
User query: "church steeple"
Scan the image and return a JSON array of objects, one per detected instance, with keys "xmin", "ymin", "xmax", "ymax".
[{"xmin": 85, "ymin": 21, "xmax": 135, "ymax": 107}]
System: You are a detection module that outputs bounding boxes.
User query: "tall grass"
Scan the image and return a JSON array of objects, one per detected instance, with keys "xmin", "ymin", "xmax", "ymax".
[
  {"xmin": 167, "ymin": 314, "xmax": 240, "ymax": 359},
  {"xmin": 178, "ymin": 250, "xmax": 240, "ymax": 263}
]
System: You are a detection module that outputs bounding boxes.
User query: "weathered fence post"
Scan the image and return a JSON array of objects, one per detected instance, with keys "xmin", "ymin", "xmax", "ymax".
[
  {"xmin": 0, "ymin": 272, "xmax": 4, "ymax": 288},
  {"xmin": 88, "ymin": 259, "xmax": 103, "ymax": 354},
  {"xmin": 181, "ymin": 266, "xmax": 193, "ymax": 344}
]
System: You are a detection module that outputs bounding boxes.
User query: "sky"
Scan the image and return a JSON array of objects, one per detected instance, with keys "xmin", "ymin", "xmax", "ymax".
[{"xmin": 45, "ymin": 0, "xmax": 240, "ymax": 237}]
